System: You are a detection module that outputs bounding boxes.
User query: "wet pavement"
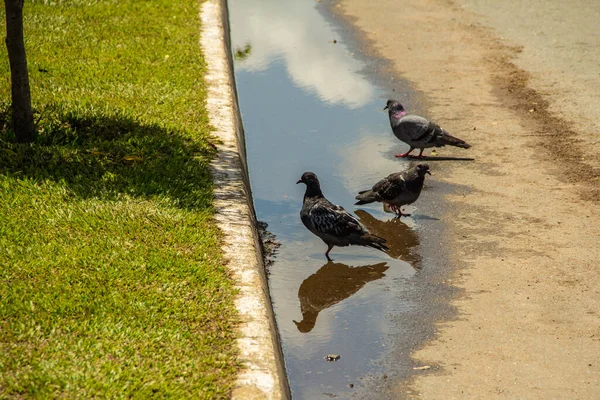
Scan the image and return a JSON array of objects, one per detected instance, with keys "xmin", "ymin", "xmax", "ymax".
[{"xmin": 229, "ymin": 1, "xmax": 459, "ymax": 398}]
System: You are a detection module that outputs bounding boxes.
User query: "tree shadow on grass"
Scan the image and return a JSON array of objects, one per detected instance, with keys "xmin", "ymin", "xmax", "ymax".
[{"xmin": 0, "ymin": 105, "xmax": 216, "ymax": 210}]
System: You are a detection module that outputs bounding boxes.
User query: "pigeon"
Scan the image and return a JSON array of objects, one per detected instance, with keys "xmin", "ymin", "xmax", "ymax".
[
  {"xmin": 384, "ymin": 99, "xmax": 471, "ymax": 158},
  {"xmin": 297, "ymin": 172, "xmax": 388, "ymax": 260},
  {"xmin": 355, "ymin": 164, "xmax": 431, "ymax": 217}
]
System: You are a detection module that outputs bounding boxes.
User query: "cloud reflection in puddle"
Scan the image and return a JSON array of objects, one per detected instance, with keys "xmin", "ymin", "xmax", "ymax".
[{"xmin": 230, "ymin": 0, "xmax": 374, "ymax": 109}]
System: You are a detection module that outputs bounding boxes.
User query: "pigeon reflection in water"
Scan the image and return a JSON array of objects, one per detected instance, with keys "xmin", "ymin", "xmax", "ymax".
[
  {"xmin": 354, "ymin": 209, "xmax": 421, "ymax": 269},
  {"xmin": 294, "ymin": 261, "xmax": 389, "ymax": 333}
]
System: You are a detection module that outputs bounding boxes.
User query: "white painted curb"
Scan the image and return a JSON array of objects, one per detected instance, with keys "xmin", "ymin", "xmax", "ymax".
[{"xmin": 200, "ymin": 0, "xmax": 290, "ymax": 399}]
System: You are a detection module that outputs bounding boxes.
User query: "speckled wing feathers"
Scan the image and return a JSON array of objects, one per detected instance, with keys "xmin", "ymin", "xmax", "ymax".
[
  {"xmin": 301, "ymin": 198, "xmax": 364, "ymax": 238},
  {"xmin": 372, "ymin": 172, "xmax": 408, "ymax": 202}
]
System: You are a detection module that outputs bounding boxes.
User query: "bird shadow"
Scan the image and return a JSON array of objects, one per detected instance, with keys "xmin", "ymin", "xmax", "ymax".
[
  {"xmin": 410, "ymin": 214, "xmax": 440, "ymax": 221},
  {"xmin": 354, "ymin": 209, "xmax": 422, "ymax": 269},
  {"xmin": 399, "ymin": 155, "xmax": 475, "ymax": 161},
  {"xmin": 0, "ymin": 106, "xmax": 215, "ymax": 210},
  {"xmin": 293, "ymin": 260, "xmax": 389, "ymax": 333},
  {"xmin": 380, "ymin": 203, "xmax": 440, "ymax": 221}
]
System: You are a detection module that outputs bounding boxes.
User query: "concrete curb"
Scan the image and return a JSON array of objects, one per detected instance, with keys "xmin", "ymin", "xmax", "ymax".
[{"xmin": 199, "ymin": 1, "xmax": 290, "ymax": 399}]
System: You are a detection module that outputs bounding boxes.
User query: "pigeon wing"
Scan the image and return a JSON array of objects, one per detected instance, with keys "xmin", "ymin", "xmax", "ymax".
[
  {"xmin": 399, "ymin": 115, "xmax": 432, "ymax": 142},
  {"xmin": 423, "ymin": 121, "xmax": 450, "ymax": 146},
  {"xmin": 302, "ymin": 199, "xmax": 364, "ymax": 238},
  {"xmin": 397, "ymin": 115, "xmax": 435, "ymax": 145},
  {"xmin": 372, "ymin": 173, "xmax": 407, "ymax": 202}
]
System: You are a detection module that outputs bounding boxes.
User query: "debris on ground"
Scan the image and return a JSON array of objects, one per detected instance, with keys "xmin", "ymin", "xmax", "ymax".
[
  {"xmin": 257, "ymin": 221, "xmax": 281, "ymax": 273},
  {"xmin": 413, "ymin": 365, "xmax": 431, "ymax": 370}
]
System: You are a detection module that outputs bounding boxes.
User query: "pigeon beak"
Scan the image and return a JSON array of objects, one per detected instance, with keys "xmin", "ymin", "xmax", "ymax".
[
  {"xmin": 296, "ymin": 179, "xmax": 303, "ymax": 184},
  {"xmin": 383, "ymin": 105, "xmax": 389, "ymax": 110},
  {"xmin": 426, "ymin": 170, "xmax": 432, "ymax": 175}
]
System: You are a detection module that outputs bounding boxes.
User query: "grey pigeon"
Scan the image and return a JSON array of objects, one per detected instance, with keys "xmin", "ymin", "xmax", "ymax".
[
  {"xmin": 297, "ymin": 172, "xmax": 388, "ymax": 260},
  {"xmin": 355, "ymin": 164, "xmax": 431, "ymax": 217},
  {"xmin": 385, "ymin": 99, "xmax": 471, "ymax": 158}
]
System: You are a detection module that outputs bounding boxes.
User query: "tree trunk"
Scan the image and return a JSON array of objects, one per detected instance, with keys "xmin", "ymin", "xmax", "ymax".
[{"xmin": 4, "ymin": 0, "xmax": 34, "ymax": 143}]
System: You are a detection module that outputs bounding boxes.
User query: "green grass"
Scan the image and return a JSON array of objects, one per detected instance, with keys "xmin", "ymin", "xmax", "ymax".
[{"xmin": 0, "ymin": 0, "xmax": 239, "ymax": 398}]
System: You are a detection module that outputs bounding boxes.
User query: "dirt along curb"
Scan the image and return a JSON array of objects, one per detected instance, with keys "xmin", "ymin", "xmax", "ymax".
[{"xmin": 200, "ymin": 0, "xmax": 290, "ymax": 398}]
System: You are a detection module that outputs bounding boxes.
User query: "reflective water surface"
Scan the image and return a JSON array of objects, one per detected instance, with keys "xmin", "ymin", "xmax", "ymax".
[
  {"xmin": 294, "ymin": 261, "xmax": 389, "ymax": 334},
  {"xmin": 230, "ymin": 1, "xmax": 439, "ymax": 398}
]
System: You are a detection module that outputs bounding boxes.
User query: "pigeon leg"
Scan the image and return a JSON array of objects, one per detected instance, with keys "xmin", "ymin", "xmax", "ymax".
[
  {"xmin": 396, "ymin": 207, "xmax": 411, "ymax": 218},
  {"xmin": 395, "ymin": 147, "xmax": 415, "ymax": 158},
  {"xmin": 416, "ymin": 148, "xmax": 426, "ymax": 158},
  {"xmin": 325, "ymin": 244, "xmax": 334, "ymax": 261}
]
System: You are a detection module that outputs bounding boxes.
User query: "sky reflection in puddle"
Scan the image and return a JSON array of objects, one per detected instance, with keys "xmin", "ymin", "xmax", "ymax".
[
  {"xmin": 230, "ymin": 0, "xmax": 374, "ymax": 109},
  {"xmin": 230, "ymin": 0, "xmax": 425, "ymax": 397}
]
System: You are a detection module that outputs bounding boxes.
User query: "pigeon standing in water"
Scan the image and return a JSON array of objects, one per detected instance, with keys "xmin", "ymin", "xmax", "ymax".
[
  {"xmin": 384, "ymin": 99, "xmax": 471, "ymax": 158},
  {"xmin": 355, "ymin": 164, "xmax": 431, "ymax": 217},
  {"xmin": 297, "ymin": 172, "xmax": 388, "ymax": 260}
]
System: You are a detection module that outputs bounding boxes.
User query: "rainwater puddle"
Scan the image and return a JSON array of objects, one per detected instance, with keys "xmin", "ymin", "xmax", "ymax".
[{"xmin": 229, "ymin": 1, "xmax": 442, "ymax": 398}]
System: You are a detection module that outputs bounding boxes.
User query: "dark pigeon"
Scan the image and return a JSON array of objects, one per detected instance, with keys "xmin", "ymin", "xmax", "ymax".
[
  {"xmin": 297, "ymin": 172, "xmax": 388, "ymax": 260},
  {"xmin": 355, "ymin": 164, "xmax": 431, "ymax": 217},
  {"xmin": 384, "ymin": 99, "xmax": 471, "ymax": 158}
]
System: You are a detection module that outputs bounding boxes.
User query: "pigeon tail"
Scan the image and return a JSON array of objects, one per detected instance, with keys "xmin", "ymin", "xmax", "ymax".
[
  {"xmin": 354, "ymin": 190, "xmax": 378, "ymax": 205},
  {"xmin": 440, "ymin": 131, "xmax": 471, "ymax": 149},
  {"xmin": 359, "ymin": 234, "xmax": 389, "ymax": 253}
]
